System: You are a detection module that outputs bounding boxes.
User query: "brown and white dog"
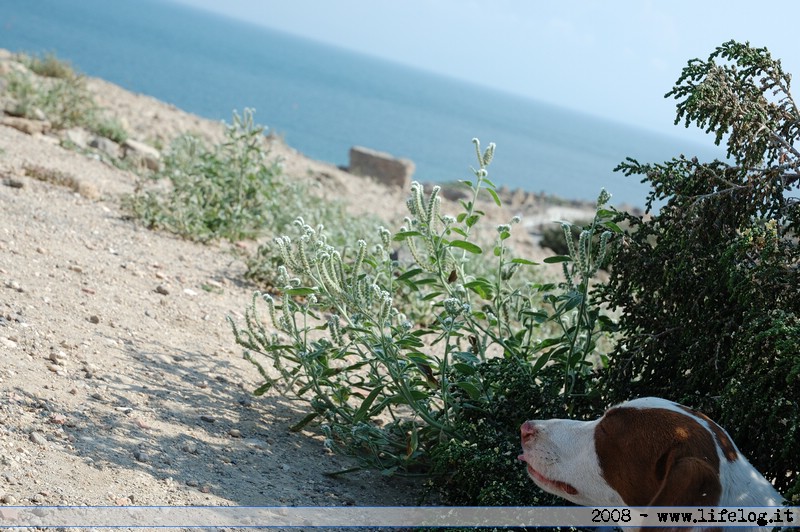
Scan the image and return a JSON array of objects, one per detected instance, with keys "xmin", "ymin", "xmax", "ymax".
[{"xmin": 518, "ymin": 397, "xmax": 784, "ymax": 507}]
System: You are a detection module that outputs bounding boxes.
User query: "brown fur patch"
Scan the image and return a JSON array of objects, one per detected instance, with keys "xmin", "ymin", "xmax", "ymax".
[
  {"xmin": 594, "ymin": 407, "xmax": 722, "ymax": 506},
  {"xmin": 678, "ymin": 405, "xmax": 739, "ymax": 462}
]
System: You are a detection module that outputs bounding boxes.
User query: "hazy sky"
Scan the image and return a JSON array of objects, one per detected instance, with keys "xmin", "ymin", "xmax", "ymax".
[{"xmin": 168, "ymin": 0, "xmax": 799, "ymax": 140}]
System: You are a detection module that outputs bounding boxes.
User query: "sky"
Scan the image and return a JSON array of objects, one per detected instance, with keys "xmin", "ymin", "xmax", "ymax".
[{"xmin": 167, "ymin": 0, "xmax": 800, "ymax": 142}]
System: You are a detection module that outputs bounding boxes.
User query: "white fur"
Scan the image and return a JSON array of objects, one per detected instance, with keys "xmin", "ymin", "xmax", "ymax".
[{"xmin": 519, "ymin": 397, "xmax": 784, "ymax": 507}]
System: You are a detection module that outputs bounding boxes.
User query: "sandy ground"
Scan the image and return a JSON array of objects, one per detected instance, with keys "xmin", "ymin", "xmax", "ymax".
[{"xmin": 0, "ymin": 51, "xmax": 596, "ymax": 528}]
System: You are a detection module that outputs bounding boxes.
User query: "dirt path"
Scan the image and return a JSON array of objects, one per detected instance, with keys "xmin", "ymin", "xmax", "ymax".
[{"xmin": 0, "ymin": 51, "xmax": 596, "ymax": 528}]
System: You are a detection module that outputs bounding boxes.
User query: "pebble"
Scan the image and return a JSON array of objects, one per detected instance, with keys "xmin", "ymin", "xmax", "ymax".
[
  {"xmin": 185, "ymin": 479, "xmax": 199, "ymax": 487},
  {"xmin": 29, "ymin": 432, "xmax": 46, "ymax": 445},
  {"xmin": 199, "ymin": 415, "xmax": 215, "ymax": 424},
  {"xmin": 180, "ymin": 442, "xmax": 197, "ymax": 454},
  {"xmin": 155, "ymin": 285, "xmax": 169, "ymax": 295},
  {"xmin": 4, "ymin": 280, "xmax": 23, "ymax": 293},
  {"xmin": 133, "ymin": 450, "xmax": 149, "ymax": 463},
  {"xmin": 49, "ymin": 350, "xmax": 67, "ymax": 364},
  {"xmin": 228, "ymin": 429, "xmax": 242, "ymax": 438},
  {"xmin": 88, "ymin": 315, "xmax": 100, "ymax": 324},
  {"xmin": 1, "ymin": 494, "xmax": 16, "ymax": 504},
  {"xmin": 0, "ymin": 337, "xmax": 17, "ymax": 349}
]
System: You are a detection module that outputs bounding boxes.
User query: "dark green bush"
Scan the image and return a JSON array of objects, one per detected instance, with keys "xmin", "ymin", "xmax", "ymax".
[
  {"xmin": 598, "ymin": 40, "xmax": 799, "ymax": 500},
  {"xmin": 429, "ymin": 361, "xmax": 602, "ymax": 507},
  {"xmin": 539, "ymin": 221, "xmax": 589, "ymax": 257}
]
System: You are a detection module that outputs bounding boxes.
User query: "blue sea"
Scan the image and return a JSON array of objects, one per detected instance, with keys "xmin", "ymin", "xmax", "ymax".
[{"xmin": 1, "ymin": 0, "xmax": 721, "ymax": 208}]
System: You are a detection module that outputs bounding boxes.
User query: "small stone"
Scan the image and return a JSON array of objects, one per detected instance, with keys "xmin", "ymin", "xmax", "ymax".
[
  {"xmin": 183, "ymin": 288, "xmax": 198, "ymax": 297},
  {"xmin": 228, "ymin": 429, "xmax": 242, "ymax": 438},
  {"xmin": 180, "ymin": 442, "xmax": 197, "ymax": 454},
  {"xmin": 133, "ymin": 450, "xmax": 149, "ymax": 463},
  {"xmin": 0, "ymin": 337, "xmax": 17, "ymax": 349},
  {"xmin": 2, "ymin": 494, "xmax": 16, "ymax": 504},
  {"xmin": 88, "ymin": 136, "xmax": 121, "ymax": 158},
  {"xmin": 88, "ymin": 315, "xmax": 100, "ymax": 324},
  {"xmin": 155, "ymin": 285, "xmax": 169, "ymax": 296},
  {"xmin": 49, "ymin": 350, "xmax": 66, "ymax": 364},
  {"xmin": 186, "ymin": 479, "xmax": 199, "ymax": 487},
  {"xmin": 199, "ymin": 415, "xmax": 215, "ymax": 423},
  {"xmin": 4, "ymin": 280, "xmax": 23, "ymax": 293},
  {"xmin": 181, "ymin": 442, "xmax": 197, "ymax": 454},
  {"xmin": 199, "ymin": 485, "xmax": 211, "ymax": 494},
  {"xmin": 29, "ymin": 432, "xmax": 46, "ymax": 445}
]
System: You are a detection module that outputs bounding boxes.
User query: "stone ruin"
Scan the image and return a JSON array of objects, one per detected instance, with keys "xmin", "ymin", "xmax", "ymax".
[{"xmin": 348, "ymin": 146, "xmax": 414, "ymax": 190}]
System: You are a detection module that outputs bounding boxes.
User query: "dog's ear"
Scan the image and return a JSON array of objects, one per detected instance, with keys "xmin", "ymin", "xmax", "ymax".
[{"xmin": 648, "ymin": 455, "xmax": 721, "ymax": 505}]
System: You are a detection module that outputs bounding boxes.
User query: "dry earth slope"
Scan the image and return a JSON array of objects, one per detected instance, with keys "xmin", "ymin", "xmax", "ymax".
[{"xmin": 0, "ymin": 50, "xmax": 596, "ymax": 522}]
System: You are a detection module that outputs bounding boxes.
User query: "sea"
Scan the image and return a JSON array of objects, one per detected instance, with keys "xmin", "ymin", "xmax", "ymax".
[{"xmin": 1, "ymin": 0, "xmax": 722, "ymax": 209}]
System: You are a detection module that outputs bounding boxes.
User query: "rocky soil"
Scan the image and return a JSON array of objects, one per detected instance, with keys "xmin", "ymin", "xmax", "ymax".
[{"xmin": 0, "ymin": 50, "xmax": 596, "ymax": 527}]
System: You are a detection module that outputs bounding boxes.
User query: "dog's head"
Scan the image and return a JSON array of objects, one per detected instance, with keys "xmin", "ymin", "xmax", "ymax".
[{"xmin": 518, "ymin": 397, "xmax": 731, "ymax": 506}]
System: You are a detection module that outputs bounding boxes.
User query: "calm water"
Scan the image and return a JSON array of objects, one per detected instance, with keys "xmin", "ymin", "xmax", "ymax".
[{"xmin": 1, "ymin": 0, "xmax": 720, "ymax": 208}]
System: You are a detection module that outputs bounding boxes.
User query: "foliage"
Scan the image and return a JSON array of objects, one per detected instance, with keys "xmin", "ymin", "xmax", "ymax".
[
  {"xmin": 126, "ymin": 108, "xmax": 384, "ymax": 290},
  {"xmin": 127, "ymin": 109, "xmax": 295, "ymax": 242},
  {"xmin": 17, "ymin": 51, "xmax": 76, "ymax": 79},
  {"xmin": 229, "ymin": 139, "xmax": 617, "ymax": 492},
  {"xmin": 428, "ymin": 361, "xmax": 600, "ymax": 507},
  {"xmin": 539, "ymin": 220, "xmax": 589, "ymax": 257},
  {"xmin": 243, "ymin": 197, "xmax": 385, "ymax": 290},
  {"xmin": 599, "ymin": 40, "xmax": 799, "ymax": 499},
  {"xmin": 2, "ymin": 54, "xmax": 128, "ymax": 142}
]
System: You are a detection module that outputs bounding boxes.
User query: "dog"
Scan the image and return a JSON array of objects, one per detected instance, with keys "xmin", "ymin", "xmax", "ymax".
[{"xmin": 518, "ymin": 397, "xmax": 784, "ymax": 507}]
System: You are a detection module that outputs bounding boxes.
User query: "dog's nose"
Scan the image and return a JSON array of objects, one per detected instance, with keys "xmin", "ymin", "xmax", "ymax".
[{"xmin": 520, "ymin": 421, "xmax": 538, "ymax": 443}]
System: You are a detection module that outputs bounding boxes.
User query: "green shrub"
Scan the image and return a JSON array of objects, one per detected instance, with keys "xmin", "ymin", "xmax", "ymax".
[
  {"xmin": 598, "ymin": 40, "xmax": 799, "ymax": 500},
  {"xmin": 18, "ymin": 51, "xmax": 76, "ymax": 79},
  {"xmin": 90, "ymin": 115, "xmax": 128, "ymax": 144},
  {"xmin": 3, "ymin": 55, "xmax": 128, "ymax": 142},
  {"xmin": 428, "ymin": 361, "xmax": 601, "ymax": 507},
  {"xmin": 127, "ymin": 109, "xmax": 294, "ymax": 242},
  {"xmin": 229, "ymin": 139, "xmax": 617, "ymax": 506}
]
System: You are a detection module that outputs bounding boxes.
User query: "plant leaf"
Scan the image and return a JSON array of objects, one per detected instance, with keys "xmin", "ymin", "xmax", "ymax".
[
  {"xmin": 289, "ymin": 412, "xmax": 318, "ymax": 432},
  {"xmin": 449, "ymin": 240, "xmax": 483, "ymax": 254}
]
